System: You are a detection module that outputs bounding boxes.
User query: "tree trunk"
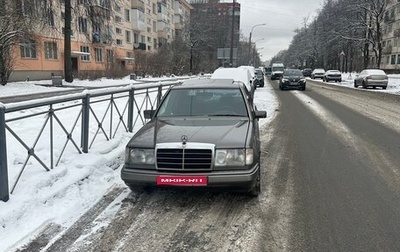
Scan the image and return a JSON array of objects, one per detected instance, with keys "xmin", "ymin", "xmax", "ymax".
[{"xmin": 64, "ymin": 0, "xmax": 73, "ymax": 83}]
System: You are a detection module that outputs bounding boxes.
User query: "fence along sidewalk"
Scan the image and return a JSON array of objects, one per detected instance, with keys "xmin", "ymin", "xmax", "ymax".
[{"xmin": 0, "ymin": 81, "xmax": 179, "ymax": 202}]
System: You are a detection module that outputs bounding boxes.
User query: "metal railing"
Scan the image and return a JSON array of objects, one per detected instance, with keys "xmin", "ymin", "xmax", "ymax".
[{"xmin": 0, "ymin": 81, "xmax": 181, "ymax": 202}]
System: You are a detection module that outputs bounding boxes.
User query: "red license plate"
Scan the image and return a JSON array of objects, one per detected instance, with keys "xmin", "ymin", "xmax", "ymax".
[{"xmin": 156, "ymin": 175, "xmax": 208, "ymax": 186}]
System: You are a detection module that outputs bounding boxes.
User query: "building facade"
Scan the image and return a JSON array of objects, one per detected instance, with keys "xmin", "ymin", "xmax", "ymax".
[
  {"xmin": 8, "ymin": 0, "xmax": 192, "ymax": 81},
  {"xmin": 373, "ymin": 0, "xmax": 400, "ymax": 72}
]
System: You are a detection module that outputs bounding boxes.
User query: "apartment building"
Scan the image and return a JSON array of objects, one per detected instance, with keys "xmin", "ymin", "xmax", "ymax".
[
  {"xmin": 374, "ymin": 0, "xmax": 400, "ymax": 72},
  {"xmin": 9, "ymin": 0, "xmax": 192, "ymax": 81}
]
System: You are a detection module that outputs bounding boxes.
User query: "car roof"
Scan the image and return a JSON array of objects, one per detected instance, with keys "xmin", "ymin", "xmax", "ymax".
[
  {"xmin": 362, "ymin": 69, "xmax": 386, "ymax": 75},
  {"xmin": 211, "ymin": 67, "xmax": 252, "ymax": 84},
  {"xmin": 177, "ymin": 78, "xmax": 240, "ymax": 89}
]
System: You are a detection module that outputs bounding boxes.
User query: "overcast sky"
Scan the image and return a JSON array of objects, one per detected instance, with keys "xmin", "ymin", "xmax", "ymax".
[{"xmin": 230, "ymin": 0, "xmax": 326, "ymax": 62}]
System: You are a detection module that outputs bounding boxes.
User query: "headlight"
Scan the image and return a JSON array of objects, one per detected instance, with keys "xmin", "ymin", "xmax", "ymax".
[
  {"xmin": 215, "ymin": 149, "xmax": 253, "ymax": 166},
  {"xmin": 282, "ymin": 78, "xmax": 289, "ymax": 82},
  {"xmin": 126, "ymin": 148, "xmax": 155, "ymax": 164},
  {"xmin": 300, "ymin": 79, "xmax": 306, "ymax": 83}
]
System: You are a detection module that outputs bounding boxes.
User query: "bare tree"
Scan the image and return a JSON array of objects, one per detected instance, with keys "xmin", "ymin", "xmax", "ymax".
[{"xmin": 0, "ymin": 1, "xmax": 39, "ymax": 85}]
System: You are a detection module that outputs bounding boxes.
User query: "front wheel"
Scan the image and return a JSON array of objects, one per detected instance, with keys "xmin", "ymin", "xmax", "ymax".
[
  {"xmin": 354, "ymin": 80, "xmax": 358, "ymax": 88},
  {"xmin": 248, "ymin": 168, "xmax": 260, "ymax": 197}
]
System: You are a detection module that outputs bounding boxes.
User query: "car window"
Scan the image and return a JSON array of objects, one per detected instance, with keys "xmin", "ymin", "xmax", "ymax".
[
  {"xmin": 284, "ymin": 69, "xmax": 303, "ymax": 76},
  {"xmin": 156, "ymin": 88, "xmax": 248, "ymax": 117}
]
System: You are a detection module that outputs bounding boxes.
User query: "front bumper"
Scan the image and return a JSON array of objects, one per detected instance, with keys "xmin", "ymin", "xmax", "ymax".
[
  {"xmin": 121, "ymin": 164, "xmax": 259, "ymax": 190},
  {"xmin": 281, "ymin": 81, "xmax": 306, "ymax": 89}
]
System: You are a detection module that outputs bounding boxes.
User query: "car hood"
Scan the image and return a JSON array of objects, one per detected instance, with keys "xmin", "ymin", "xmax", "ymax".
[{"xmin": 127, "ymin": 117, "xmax": 250, "ymax": 148}]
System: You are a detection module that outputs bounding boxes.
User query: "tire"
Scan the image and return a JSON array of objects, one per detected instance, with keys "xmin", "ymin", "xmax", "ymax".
[
  {"xmin": 302, "ymin": 85, "xmax": 306, "ymax": 91},
  {"xmin": 383, "ymin": 86, "xmax": 387, "ymax": 90},
  {"xmin": 249, "ymin": 168, "xmax": 260, "ymax": 197},
  {"xmin": 362, "ymin": 81, "xmax": 367, "ymax": 88},
  {"xmin": 354, "ymin": 80, "xmax": 358, "ymax": 88}
]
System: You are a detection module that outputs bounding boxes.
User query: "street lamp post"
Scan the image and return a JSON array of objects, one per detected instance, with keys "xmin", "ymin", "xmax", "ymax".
[
  {"xmin": 248, "ymin": 23, "xmax": 266, "ymax": 65},
  {"xmin": 252, "ymin": 38, "xmax": 264, "ymax": 65}
]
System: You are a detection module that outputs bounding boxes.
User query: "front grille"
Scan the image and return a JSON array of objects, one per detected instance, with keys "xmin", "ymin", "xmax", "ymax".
[{"xmin": 157, "ymin": 148, "xmax": 213, "ymax": 171}]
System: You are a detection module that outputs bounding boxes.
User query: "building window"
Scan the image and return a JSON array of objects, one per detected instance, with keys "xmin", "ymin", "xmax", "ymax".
[
  {"xmin": 124, "ymin": 9, "xmax": 130, "ymax": 21},
  {"xmin": 147, "ymin": 27, "xmax": 151, "ymax": 33},
  {"xmin": 20, "ymin": 39, "xmax": 37, "ymax": 59},
  {"xmin": 153, "ymin": 3, "xmax": 157, "ymax": 14},
  {"xmin": 95, "ymin": 48, "xmax": 103, "ymax": 62},
  {"xmin": 116, "ymin": 39, "xmax": 123, "ymax": 45},
  {"xmin": 116, "ymin": 27, "xmax": 122, "ymax": 34},
  {"xmin": 44, "ymin": 41, "xmax": 58, "ymax": 59},
  {"xmin": 107, "ymin": 49, "xmax": 114, "ymax": 63},
  {"xmin": 80, "ymin": 46, "xmax": 90, "ymax": 61},
  {"xmin": 391, "ymin": 55, "xmax": 396, "ymax": 64},
  {"xmin": 78, "ymin": 17, "xmax": 88, "ymax": 33},
  {"xmin": 134, "ymin": 33, "xmax": 139, "ymax": 43},
  {"xmin": 115, "ymin": 3, "xmax": 121, "ymax": 12},
  {"xmin": 115, "ymin": 16, "xmax": 122, "ymax": 23},
  {"xmin": 153, "ymin": 38, "xmax": 157, "ymax": 49},
  {"xmin": 126, "ymin": 31, "xmax": 132, "ymax": 43}
]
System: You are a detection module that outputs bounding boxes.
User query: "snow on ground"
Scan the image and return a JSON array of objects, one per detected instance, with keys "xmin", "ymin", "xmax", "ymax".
[
  {"xmin": 0, "ymin": 72, "xmax": 399, "ymax": 251},
  {"xmin": 0, "ymin": 75, "xmax": 277, "ymax": 252}
]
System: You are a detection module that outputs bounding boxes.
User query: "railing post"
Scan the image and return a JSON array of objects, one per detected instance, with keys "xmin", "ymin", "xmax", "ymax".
[
  {"xmin": 0, "ymin": 103, "xmax": 9, "ymax": 202},
  {"xmin": 128, "ymin": 88, "xmax": 135, "ymax": 132},
  {"xmin": 81, "ymin": 93, "xmax": 90, "ymax": 153},
  {"xmin": 157, "ymin": 85, "xmax": 162, "ymax": 108}
]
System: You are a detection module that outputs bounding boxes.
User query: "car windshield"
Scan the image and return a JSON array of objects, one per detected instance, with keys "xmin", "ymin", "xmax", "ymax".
[
  {"xmin": 284, "ymin": 69, "xmax": 303, "ymax": 76},
  {"xmin": 273, "ymin": 67, "xmax": 284, "ymax": 71},
  {"xmin": 156, "ymin": 88, "xmax": 248, "ymax": 117}
]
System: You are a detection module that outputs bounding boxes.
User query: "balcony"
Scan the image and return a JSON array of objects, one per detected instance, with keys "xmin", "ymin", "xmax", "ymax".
[
  {"xmin": 134, "ymin": 42, "xmax": 146, "ymax": 51},
  {"xmin": 158, "ymin": 30, "xmax": 168, "ymax": 39},
  {"xmin": 131, "ymin": 0, "xmax": 145, "ymax": 11}
]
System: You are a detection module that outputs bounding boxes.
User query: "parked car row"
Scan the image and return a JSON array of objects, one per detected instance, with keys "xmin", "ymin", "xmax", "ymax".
[{"xmin": 275, "ymin": 67, "xmax": 388, "ymax": 90}]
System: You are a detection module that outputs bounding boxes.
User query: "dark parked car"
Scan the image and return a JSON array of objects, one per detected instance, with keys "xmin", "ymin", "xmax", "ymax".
[
  {"xmin": 354, "ymin": 69, "xmax": 388, "ymax": 89},
  {"xmin": 302, "ymin": 68, "xmax": 312, "ymax": 77},
  {"xmin": 121, "ymin": 78, "xmax": 267, "ymax": 196},
  {"xmin": 254, "ymin": 68, "xmax": 265, "ymax": 87},
  {"xmin": 279, "ymin": 69, "xmax": 306, "ymax": 91},
  {"xmin": 324, "ymin": 70, "xmax": 342, "ymax": 82}
]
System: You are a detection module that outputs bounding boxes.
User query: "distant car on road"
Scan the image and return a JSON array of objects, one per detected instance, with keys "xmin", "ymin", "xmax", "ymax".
[
  {"xmin": 270, "ymin": 63, "xmax": 285, "ymax": 80},
  {"xmin": 354, "ymin": 69, "xmax": 388, "ymax": 89},
  {"xmin": 311, "ymin": 68, "xmax": 325, "ymax": 79},
  {"xmin": 121, "ymin": 78, "xmax": 267, "ymax": 196},
  {"xmin": 279, "ymin": 69, "xmax": 306, "ymax": 91},
  {"xmin": 302, "ymin": 68, "xmax": 312, "ymax": 77},
  {"xmin": 254, "ymin": 68, "xmax": 265, "ymax": 87},
  {"xmin": 324, "ymin": 70, "xmax": 342, "ymax": 82}
]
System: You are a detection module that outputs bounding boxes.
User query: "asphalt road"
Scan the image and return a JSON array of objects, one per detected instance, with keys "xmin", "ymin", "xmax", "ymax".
[
  {"xmin": 268, "ymin": 79, "xmax": 400, "ymax": 251},
  {"xmin": 15, "ymin": 79, "xmax": 400, "ymax": 252}
]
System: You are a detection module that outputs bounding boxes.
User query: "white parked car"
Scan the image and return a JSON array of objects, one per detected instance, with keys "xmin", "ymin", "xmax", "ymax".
[
  {"xmin": 354, "ymin": 69, "xmax": 388, "ymax": 89},
  {"xmin": 311, "ymin": 68, "xmax": 325, "ymax": 79},
  {"xmin": 324, "ymin": 70, "xmax": 342, "ymax": 82},
  {"xmin": 211, "ymin": 67, "xmax": 255, "ymax": 97}
]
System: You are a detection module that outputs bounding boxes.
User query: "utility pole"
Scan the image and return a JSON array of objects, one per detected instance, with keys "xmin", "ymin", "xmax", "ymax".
[{"xmin": 64, "ymin": 0, "xmax": 73, "ymax": 83}]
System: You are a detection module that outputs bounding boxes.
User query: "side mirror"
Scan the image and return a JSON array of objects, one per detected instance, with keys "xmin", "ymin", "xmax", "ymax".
[
  {"xmin": 255, "ymin": 110, "xmax": 267, "ymax": 119},
  {"xmin": 144, "ymin": 110, "xmax": 155, "ymax": 119}
]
